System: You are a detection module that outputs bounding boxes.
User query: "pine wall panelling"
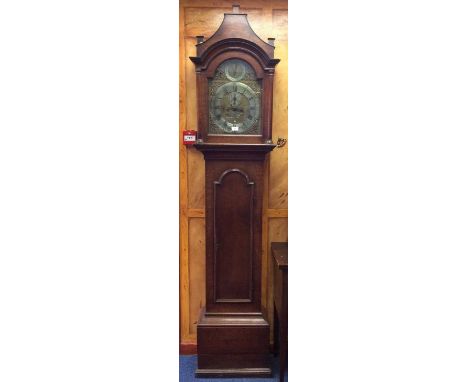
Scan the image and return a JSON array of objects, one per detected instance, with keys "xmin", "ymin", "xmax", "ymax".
[{"xmin": 179, "ymin": 0, "xmax": 288, "ymax": 350}]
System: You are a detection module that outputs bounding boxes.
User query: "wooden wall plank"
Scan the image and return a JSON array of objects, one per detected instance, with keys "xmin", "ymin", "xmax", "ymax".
[
  {"xmin": 180, "ymin": 0, "xmax": 288, "ymax": 10},
  {"xmin": 188, "ymin": 208, "xmax": 205, "ymax": 218},
  {"xmin": 267, "ymin": 217, "xmax": 288, "ymax": 343},
  {"xmin": 180, "ymin": 0, "xmax": 288, "ymax": 346},
  {"xmin": 185, "ymin": 38, "xmax": 205, "ymax": 209},
  {"xmin": 179, "ymin": 4, "xmax": 190, "ymax": 342},
  {"xmin": 187, "ymin": 148, "xmax": 205, "ymax": 209},
  {"xmin": 272, "ymin": 9, "xmax": 288, "ymax": 41},
  {"xmin": 184, "ymin": 6, "xmax": 268, "ymax": 40},
  {"xmin": 269, "ymin": 37, "xmax": 288, "ymax": 209},
  {"xmin": 266, "ymin": 209, "xmax": 288, "ymax": 218},
  {"xmin": 185, "ymin": 39, "xmax": 198, "ymax": 133},
  {"xmin": 260, "ymin": 3, "xmax": 273, "ymax": 317},
  {"xmin": 188, "ymin": 218, "xmax": 206, "ymax": 335},
  {"xmin": 184, "ymin": 6, "xmax": 231, "ymax": 37}
]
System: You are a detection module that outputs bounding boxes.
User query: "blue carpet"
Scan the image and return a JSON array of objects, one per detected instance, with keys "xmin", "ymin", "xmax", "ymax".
[{"xmin": 179, "ymin": 355, "xmax": 287, "ymax": 382}]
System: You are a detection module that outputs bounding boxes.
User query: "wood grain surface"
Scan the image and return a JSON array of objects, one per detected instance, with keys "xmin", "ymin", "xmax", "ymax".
[{"xmin": 180, "ymin": 0, "xmax": 287, "ymax": 348}]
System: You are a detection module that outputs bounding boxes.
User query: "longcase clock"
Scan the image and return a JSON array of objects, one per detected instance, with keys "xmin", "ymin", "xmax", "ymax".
[{"xmin": 190, "ymin": 4, "xmax": 280, "ymax": 377}]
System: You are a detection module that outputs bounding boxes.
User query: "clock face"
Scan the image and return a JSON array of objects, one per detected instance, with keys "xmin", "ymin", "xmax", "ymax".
[
  {"xmin": 224, "ymin": 60, "xmax": 246, "ymax": 81},
  {"xmin": 209, "ymin": 59, "xmax": 262, "ymax": 135}
]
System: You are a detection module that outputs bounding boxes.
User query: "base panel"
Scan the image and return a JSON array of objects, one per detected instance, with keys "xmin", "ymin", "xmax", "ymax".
[{"xmin": 196, "ymin": 308, "xmax": 271, "ymax": 376}]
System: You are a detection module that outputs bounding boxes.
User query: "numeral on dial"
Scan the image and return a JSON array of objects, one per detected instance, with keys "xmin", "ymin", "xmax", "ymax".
[{"xmin": 210, "ymin": 80, "xmax": 260, "ymax": 134}]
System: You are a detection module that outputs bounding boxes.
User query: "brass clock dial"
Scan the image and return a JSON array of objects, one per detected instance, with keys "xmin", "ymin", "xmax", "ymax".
[
  {"xmin": 211, "ymin": 82, "xmax": 260, "ymax": 134},
  {"xmin": 208, "ymin": 59, "xmax": 262, "ymax": 135},
  {"xmin": 224, "ymin": 59, "xmax": 246, "ymax": 81}
]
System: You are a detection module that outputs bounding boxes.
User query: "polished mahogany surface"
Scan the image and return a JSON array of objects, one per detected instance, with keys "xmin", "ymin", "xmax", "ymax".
[{"xmin": 191, "ymin": 5, "xmax": 279, "ymax": 377}]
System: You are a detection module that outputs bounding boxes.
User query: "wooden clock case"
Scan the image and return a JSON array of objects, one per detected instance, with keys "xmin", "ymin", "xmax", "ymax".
[{"xmin": 190, "ymin": 5, "xmax": 280, "ymax": 378}]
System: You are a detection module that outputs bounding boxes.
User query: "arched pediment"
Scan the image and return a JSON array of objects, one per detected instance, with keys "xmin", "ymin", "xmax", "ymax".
[{"xmin": 189, "ymin": 7, "xmax": 280, "ymax": 72}]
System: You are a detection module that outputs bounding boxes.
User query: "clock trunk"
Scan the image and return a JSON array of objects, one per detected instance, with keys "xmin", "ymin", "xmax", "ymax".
[{"xmin": 195, "ymin": 147, "xmax": 272, "ymax": 377}]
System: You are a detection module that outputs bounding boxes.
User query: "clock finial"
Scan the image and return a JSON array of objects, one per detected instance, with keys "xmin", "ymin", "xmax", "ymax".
[{"xmin": 232, "ymin": 4, "xmax": 240, "ymax": 13}]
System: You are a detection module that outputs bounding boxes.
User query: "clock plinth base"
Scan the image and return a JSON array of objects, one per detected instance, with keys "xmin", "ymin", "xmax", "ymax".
[{"xmin": 196, "ymin": 308, "xmax": 271, "ymax": 377}]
